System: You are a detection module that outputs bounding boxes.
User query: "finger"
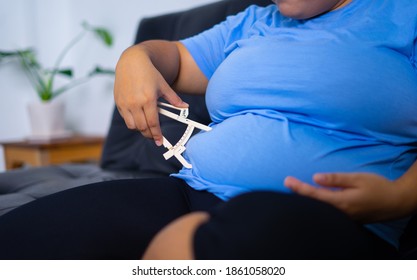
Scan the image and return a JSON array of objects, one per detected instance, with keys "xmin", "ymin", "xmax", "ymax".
[
  {"xmin": 284, "ymin": 176, "xmax": 319, "ymax": 197},
  {"xmin": 116, "ymin": 91, "xmax": 151, "ymax": 135},
  {"xmin": 143, "ymin": 102, "xmax": 163, "ymax": 146},
  {"xmin": 124, "ymin": 113, "xmax": 137, "ymax": 130},
  {"xmin": 284, "ymin": 176, "xmax": 341, "ymax": 205},
  {"xmin": 130, "ymin": 107, "xmax": 153, "ymax": 138},
  {"xmin": 118, "ymin": 106, "xmax": 137, "ymax": 130},
  {"xmin": 313, "ymin": 173, "xmax": 363, "ymax": 189},
  {"xmin": 160, "ymin": 84, "xmax": 188, "ymax": 108}
]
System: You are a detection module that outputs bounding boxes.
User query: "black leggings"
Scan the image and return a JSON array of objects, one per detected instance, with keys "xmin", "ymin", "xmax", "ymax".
[{"xmin": 0, "ymin": 177, "xmax": 397, "ymax": 259}]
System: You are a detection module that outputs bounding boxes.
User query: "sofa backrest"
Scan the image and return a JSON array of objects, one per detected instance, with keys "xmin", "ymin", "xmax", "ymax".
[{"xmin": 101, "ymin": 0, "xmax": 271, "ymax": 175}]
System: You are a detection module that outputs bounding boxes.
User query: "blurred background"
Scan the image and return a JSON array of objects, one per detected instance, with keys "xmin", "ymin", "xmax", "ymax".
[{"xmin": 0, "ymin": 0, "xmax": 217, "ymax": 171}]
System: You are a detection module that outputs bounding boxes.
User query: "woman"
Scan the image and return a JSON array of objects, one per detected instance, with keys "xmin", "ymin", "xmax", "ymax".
[{"xmin": 0, "ymin": 0, "xmax": 416, "ymax": 259}]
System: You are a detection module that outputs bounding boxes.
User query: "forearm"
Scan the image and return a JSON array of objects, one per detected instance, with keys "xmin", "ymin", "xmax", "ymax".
[
  {"xmin": 395, "ymin": 160, "xmax": 417, "ymax": 215},
  {"xmin": 119, "ymin": 40, "xmax": 207, "ymax": 95},
  {"xmin": 121, "ymin": 40, "xmax": 180, "ymax": 87}
]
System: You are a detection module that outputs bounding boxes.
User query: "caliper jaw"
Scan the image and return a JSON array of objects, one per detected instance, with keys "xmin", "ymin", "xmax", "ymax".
[{"xmin": 157, "ymin": 102, "xmax": 211, "ymax": 169}]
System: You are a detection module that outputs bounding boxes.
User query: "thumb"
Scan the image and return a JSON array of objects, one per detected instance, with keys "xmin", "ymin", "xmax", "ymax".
[{"xmin": 313, "ymin": 173, "xmax": 362, "ymax": 189}]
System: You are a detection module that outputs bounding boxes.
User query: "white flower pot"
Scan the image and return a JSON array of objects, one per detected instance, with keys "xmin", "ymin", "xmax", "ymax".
[{"xmin": 27, "ymin": 100, "xmax": 72, "ymax": 140}]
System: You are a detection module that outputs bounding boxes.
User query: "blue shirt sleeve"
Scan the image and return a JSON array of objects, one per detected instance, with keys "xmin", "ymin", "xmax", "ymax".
[{"xmin": 180, "ymin": 5, "xmax": 275, "ymax": 79}]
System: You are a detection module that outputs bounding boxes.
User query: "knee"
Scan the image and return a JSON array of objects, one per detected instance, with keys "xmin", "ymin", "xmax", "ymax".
[{"xmin": 142, "ymin": 212, "xmax": 210, "ymax": 260}]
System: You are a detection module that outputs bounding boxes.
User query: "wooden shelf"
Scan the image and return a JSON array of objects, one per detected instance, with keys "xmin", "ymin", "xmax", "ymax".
[{"xmin": 1, "ymin": 135, "xmax": 105, "ymax": 170}]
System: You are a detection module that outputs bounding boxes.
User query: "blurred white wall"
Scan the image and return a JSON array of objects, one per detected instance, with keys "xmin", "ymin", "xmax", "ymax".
[{"xmin": 0, "ymin": 0, "xmax": 218, "ymax": 171}]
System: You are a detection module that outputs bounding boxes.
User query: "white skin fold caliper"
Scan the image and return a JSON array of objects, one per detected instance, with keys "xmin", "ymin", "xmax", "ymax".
[{"xmin": 157, "ymin": 102, "xmax": 212, "ymax": 169}]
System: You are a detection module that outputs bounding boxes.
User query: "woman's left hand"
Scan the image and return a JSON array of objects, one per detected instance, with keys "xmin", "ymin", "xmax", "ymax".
[{"xmin": 284, "ymin": 173, "xmax": 406, "ymax": 223}]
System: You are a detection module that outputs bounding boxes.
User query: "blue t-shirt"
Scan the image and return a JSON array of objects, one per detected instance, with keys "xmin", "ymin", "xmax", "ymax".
[{"xmin": 173, "ymin": 1, "xmax": 417, "ymax": 247}]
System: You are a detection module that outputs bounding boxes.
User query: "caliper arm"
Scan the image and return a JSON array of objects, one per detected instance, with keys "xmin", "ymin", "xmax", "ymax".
[{"xmin": 157, "ymin": 102, "xmax": 211, "ymax": 168}]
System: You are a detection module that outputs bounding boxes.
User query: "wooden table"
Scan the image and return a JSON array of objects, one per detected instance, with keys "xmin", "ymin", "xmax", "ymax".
[{"xmin": 1, "ymin": 135, "xmax": 104, "ymax": 170}]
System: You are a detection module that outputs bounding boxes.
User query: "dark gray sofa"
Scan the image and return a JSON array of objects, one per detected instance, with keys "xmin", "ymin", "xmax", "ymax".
[
  {"xmin": 1, "ymin": 0, "xmax": 416, "ymax": 259},
  {"xmin": 0, "ymin": 0, "xmax": 269, "ymax": 216}
]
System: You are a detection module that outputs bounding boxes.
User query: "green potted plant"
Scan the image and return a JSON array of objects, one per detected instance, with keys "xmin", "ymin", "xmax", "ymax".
[{"xmin": 0, "ymin": 21, "xmax": 114, "ymax": 140}]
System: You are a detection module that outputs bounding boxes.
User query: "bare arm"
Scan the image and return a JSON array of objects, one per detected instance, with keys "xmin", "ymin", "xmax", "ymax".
[
  {"xmin": 395, "ymin": 160, "xmax": 417, "ymax": 214},
  {"xmin": 114, "ymin": 40, "xmax": 208, "ymax": 146},
  {"xmin": 284, "ymin": 160, "xmax": 417, "ymax": 223}
]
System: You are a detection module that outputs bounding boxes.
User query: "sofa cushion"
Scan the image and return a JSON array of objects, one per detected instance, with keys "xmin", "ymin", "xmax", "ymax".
[{"xmin": 0, "ymin": 164, "xmax": 143, "ymax": 216}]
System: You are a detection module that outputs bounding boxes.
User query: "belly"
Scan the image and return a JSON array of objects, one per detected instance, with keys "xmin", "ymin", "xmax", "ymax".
[{"xmin": 184, "ymin": 112, "xmax": 412, "ymax": 194}]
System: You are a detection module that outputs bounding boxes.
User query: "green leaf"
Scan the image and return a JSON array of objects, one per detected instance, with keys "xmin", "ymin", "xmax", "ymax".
[
  {"xmin": 0, "ymin": 49, "xmax": 34, "ymax": 63},
  {"xmin": 89, "ymin": 66, "xmax": 115, "ymax": 76},
  {"xmin": 0, "ymin": 51, "xmax": 14, "ymax": 62},
  {"xmin": 93, "ymin": 28, "xmax": 113, "ymax": 47},
  {"xmin": 16, "ymin": 49, "xmax": 49, "ymax": 95},
  {"xmin": 0, "ymin": 50, "xmax": 19, "ymax": 58},
  {"xmin": 56, "ymin": 68, "xmax": 73, "ymax": 77},
  {"xmin": 18, "ymin": 49, "xmax": 40, "ymax": 67},
  {"xmin": 81, "ymin": 21, "xmax": 113, "ymax": 47}
]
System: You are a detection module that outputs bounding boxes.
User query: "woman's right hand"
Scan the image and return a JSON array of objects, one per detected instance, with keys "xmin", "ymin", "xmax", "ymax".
[
  {"xmin": 284, "ymin": 172, "xmax": 412, "ymax": 223},
  {"xmin": 114, "ymin": 43, "xmax": 188, "ymax": 146}
]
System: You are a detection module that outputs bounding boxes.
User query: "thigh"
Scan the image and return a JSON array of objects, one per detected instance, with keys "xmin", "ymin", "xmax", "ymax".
[
  {"xmin": 0, "ymin": 177, "xmax": 217, "ymax": 259},
  {"xmin": 194, "ymin": 191, "xmax": 398, "ymax": 259}
]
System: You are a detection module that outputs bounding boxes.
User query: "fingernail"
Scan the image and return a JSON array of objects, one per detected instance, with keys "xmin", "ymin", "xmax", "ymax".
[
  {"xmin": 283, "ymin": 176, "xmax": 294, "ymax": 187},
  {"xmin": 155, "ymin": 140, "xmax": 162, "ymax": 147},
  {"xmin": 314, "ymin": 174, "xmax": 327, "ymax": 183}
]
